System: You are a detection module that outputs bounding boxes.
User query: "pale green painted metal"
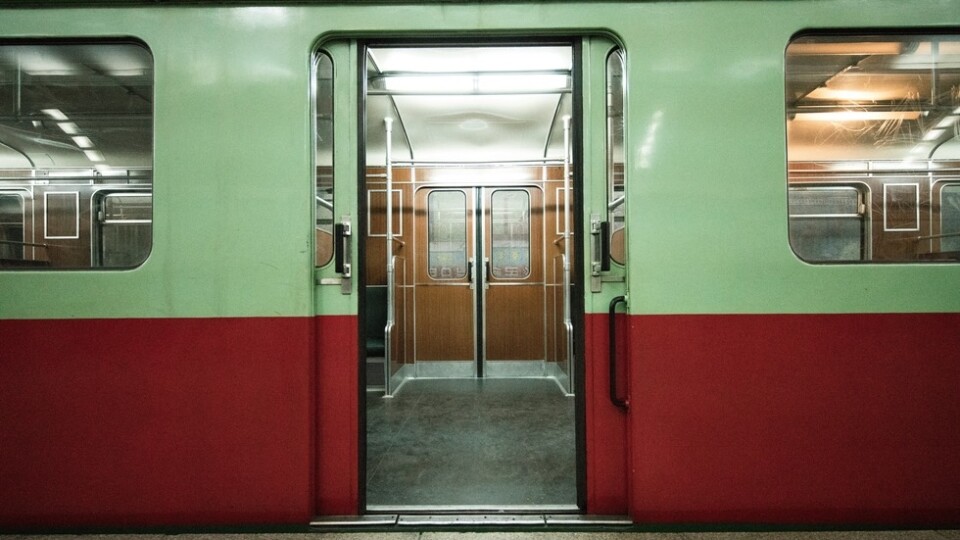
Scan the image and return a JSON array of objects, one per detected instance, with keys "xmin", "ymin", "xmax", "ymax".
[{"xmin": 0, "ymin": 1, "xmax": 958, "ymax": 320}]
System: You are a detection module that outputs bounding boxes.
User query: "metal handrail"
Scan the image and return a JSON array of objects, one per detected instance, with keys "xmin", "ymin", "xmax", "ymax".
[{"xmin": 608, "ymin": 295, "xmax": 629, "ymax": 412}]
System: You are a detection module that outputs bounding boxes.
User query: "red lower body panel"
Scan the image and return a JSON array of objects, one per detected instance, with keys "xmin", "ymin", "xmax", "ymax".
[
  {"xmin": 314, "ymin": 315, "xmax": 359, "ymax": 515},
  {"xmin": 629, "ymin": 313, "xmax": 960, "ymax": 525},
  {"xmin": 0, "ymin": 317, "xmax": 315, "ymax": 528}
]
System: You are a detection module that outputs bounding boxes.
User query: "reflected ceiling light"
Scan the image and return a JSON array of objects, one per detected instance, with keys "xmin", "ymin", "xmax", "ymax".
[
  {"xmin": 935, "ymin": 116, "xmax": 959, "ymax": 129},
  {"xmin": 83, "ymin": 149, "xmax": 105, "ymax": 162},
  {"xmin": 923, "ymin": 128, "xmax": 946, "ymax": 141},
  {"xmin": 787, "ymin": 42, "xmax": 903, "ymax": 56},
  {"xmin": 793, "ymin": 111, "xmax": 922, "ymax": 122},
  {"xmin": 58, "ymin": 122, "xmax": 79, "ymax": 134},
  {"xmin": 42, "ymin": 108, "xmax": 68, "ymax": 121},
  {"xmin": 805, "ymin": 87, "xmax": 907, "ymax": 101},
  {"xmin": 72, "ymin": 136, "xmax": 94, "ymax": 148}
]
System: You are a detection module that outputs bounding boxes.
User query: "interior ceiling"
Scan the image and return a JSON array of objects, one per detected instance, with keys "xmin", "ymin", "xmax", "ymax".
[
  {"xmin": 786, "ymin": 38, "xmax": 960, "ymax": 162},
  {"xmin": 0, "ymin": 44, "xmax": 153, "ymax": 171},
  {"xmin": 365, "ymin": 46, "xmax": 573, "ymax": 165}
]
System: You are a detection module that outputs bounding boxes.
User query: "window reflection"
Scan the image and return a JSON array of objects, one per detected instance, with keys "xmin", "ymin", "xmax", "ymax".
[{"xmin": 491, "ymin": 189, "xmax": 530, "ymax": 279}]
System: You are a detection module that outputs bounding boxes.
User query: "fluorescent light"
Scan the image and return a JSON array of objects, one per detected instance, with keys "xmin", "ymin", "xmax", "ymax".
[
  {"xmin": 58, "ymin": 122, "xmax": 79, "ymax": 134},
  {"xmin": 41, "ymin": 108, "xmax": 68, "ymax": 121},
  {"xmin": 382, "ymin": 71, "xmax": 570, "ymax": 94},
  {"xmin": 805, "ymin": 88, "xmax": 907, "ymax": 102},
  {"xmin": 935, "ymin": 116, "xmax": 958, "ymax": 129},
  {"xmin": 83, "ymin": 150, "xmax": 105, "ymax": 162},
  {"xmin": 384, "ymin": 74, "xmax": 473, "ymax": 93},
  {"xmin": 72, "ymin": 136, "xmax": 94, "ymax": 149},
  {"xmin": 478, "ymin": 73, "xmax": 568, "ymax": 93},
  {"xmin": 793, "ymin": 111, "xmax": 922, "ymax": 122},
  {"xmin": 788, "ymin": 42, "xmax": 903, "ymax": 56},
  {"xmin": 923, "ymin": 129, "xmax": 946, "ymax": 141}
]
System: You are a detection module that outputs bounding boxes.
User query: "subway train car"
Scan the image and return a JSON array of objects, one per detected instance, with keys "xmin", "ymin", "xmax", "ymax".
[{"xmin": 2, "ymin": 0, "xmax": 960, "ymax": 530}]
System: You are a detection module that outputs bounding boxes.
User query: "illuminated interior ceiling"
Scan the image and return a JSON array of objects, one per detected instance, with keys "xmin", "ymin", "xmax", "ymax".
[
  {"xmin": 365, "ymin": 46, "xmax": 574, "ymax": 165},
  {"xmin": 786, "ymin": 38, "xmax": 960, "ymax": 162},
  {"xmin": 0, "ymin": 44, "xmax": 152, "ymax": 170}
]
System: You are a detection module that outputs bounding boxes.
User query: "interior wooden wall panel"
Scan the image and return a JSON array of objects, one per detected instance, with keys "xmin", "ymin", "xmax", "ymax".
[
  {"xmin": 485, "ymin": 285, "xmax": 545, "ymax": 361},
  {"xmin": 414, "ymin": 285, "xmax": 475, "ymax": 361}
]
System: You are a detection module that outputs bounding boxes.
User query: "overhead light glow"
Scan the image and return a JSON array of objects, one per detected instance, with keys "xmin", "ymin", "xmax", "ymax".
[
  {"xmin": 58, "ymin": 122, "xmax": 79, "ymax": 134},
  {"xmin": 72, "ymin": 136, "xmax": 94, "ymax": 149},
  {"xmin": 936, "ymin": 116, "xmax": 959, "ymax": 129},
  {"xmin": 382, "ymin": 72, "xmax": 569, "ymax": 94},
  {"xmin": 805, "ymin": 87, "xmax": 908, "ymax": 102},
  {"xmin": 384, "ymin": 74, "xmax": 474, "ymax": 94},
  {"xmin": 793, "ymin": 111, "xmax": 922, "ymax": 122},
  {"xmin": 923, "ymin": 129, "xmax": 946, "ymax": 141},
  {"xmin": 40, "ymin": 109, "xmax": 69, "ymax": 120},
  {"xmin": 788, "ymin": 42, "xmax": 903, "ymax": 56},
  {"xmin": 83, "ymin": 150, "xmax": 105, "ymax": 162},
  {"xmin": 478, "ymin": 73, "xmax": 568, "ymax": 93},
  {"xmin": 42, "ymin": 109, "xmax": 69, "ymax": 121}
]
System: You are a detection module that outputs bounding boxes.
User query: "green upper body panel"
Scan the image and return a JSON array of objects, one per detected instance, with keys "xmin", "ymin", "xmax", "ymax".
[{"xmin": 0, "ymin": 1, "xmax": 958, "ymax": 318}]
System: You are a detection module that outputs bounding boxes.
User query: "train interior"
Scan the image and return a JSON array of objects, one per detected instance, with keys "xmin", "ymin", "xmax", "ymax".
[{"xmin": 353, "ymin": 44, "xmax": 580, "ymax": 510}]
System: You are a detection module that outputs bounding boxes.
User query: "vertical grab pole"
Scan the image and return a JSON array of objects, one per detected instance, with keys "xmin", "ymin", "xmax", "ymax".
[
  {"xmin": 562, "ymin": 115, "xmax": 575, "ymax": 392},
  {"xmin": 384, "ymin": 117, "xmax": 394, "ymax": 397}
]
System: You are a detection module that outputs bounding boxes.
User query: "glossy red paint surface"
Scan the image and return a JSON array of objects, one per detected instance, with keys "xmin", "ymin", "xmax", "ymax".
[
  {"xmin": 628, "ymin": 313, "xmax": 960, "ymax": 525},
  {"xmin": 314, "ymin": 314, "xmax": 360, "ymax": 515},
  {"xmin": 584, "ymin": 312, "xmax": 630, "ymax": 514},
  {"xmin": 0, "ymin": 317, "xmax": 314, "ymax": 528}
]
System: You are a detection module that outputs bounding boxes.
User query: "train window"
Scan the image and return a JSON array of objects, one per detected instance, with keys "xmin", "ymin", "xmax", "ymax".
[
  {"xmin": 315, "ymin": 51, "xmax": 334, "ymax": 267},
  {"xmin": 941, "ymin": 185, "xmax": 960, "ymax": 254},
  {"xmin": 0, "ymin": 193, "xmax": 25, "ymax": 261},
  {"xmin": 490, "ymin": 189, "xmax": 530, "ymax": 279},
  {"xmin": 789, "ymin": 187, "xmax": 865, "ymax": 262},
  {"xmin": 0, "ymin": 42, "xmax": 153, "ymax": 269},
  {"xmin": 607, "ymin": 48, "xmax": 626, "ymax": 265},
  {"xmin": 786, "ymin": 34, "xmax": 960, "ymax": 263},
  {"xmin": 427, "ymin": 190, "xmax": 467, "ymax": 280},
  {"xmin": 96, "ymin": 193, "xmax": 151, "ymax": 267}
]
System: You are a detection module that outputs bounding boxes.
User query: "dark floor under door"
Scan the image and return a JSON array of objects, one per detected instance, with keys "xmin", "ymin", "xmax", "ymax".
[{"xmin": 365, "ymin": 377, "xmax": 576, "ymax": 508}]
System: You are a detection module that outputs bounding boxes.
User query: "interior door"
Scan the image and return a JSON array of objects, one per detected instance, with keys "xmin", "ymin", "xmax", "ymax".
[
  {"xmin": 413, "ymin": 188, "xmax": 476, "ymax": 369},
  {"xmin": 482, "ymin": 187, "xmax": 545, "ymax": 372}
]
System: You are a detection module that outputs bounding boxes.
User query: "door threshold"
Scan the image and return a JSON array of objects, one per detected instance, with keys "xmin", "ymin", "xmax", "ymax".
[{"xmin": 310, "ymin": 511, "xmax": 632, "ymax": 529}]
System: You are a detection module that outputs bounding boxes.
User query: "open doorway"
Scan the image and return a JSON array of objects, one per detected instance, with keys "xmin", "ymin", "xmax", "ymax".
[{"xmin": 360, "ymin": 43, "xmax": 581, "ymax": 511}]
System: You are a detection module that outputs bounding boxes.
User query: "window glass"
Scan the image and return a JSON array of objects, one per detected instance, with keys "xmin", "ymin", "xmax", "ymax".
[
  {"xmin": 786, "ymin": 34, "xmax": 960, "ymax": 263},
  {"xmin": 491, "ymin": 189, "xmax": 530, "ymax": 279},
  {"xmin": 0, "ymin": 42, "xmax": 153, "ymax": 269},
  {"xmin": 606, "ymin": 49, "xmax": 626, "ymax": 265},
  {"xmin": 0, "ymin": 193, "xmax": 25, "ymax": 261},
  {"xmin": 942, "ymin": 185, "xmax": 960, "ymax": 253},
  {"xmin": 789, "ymin": 188, "xmax": 864, "ymax": 262},
  {"xmin": 427, "ymin": 190, "xmax": 467, "ymax": 280},
  {"xmin": 98, "ymin": 193, "xmax": 151, "ymax": 267},
  {"xmin": 315, "ymin": 51, "xmax": 335, "ymax": 267}
]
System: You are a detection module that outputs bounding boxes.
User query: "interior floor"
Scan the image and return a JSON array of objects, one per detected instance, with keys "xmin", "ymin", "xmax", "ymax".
[{"xmin": 365, "ymin": 377, "xmax": 576, "ymax": 509}]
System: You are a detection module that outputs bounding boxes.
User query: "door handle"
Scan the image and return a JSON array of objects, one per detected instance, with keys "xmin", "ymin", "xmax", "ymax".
[
  {"xmin": 608, "ymin": 295, "xmax": 629, "ymax": 411},
  {"xmin": 468, "ymin": 258, "xmax": 474, "ymax": 289},
  {"xmin": 334, "ymin": 216, "xmax": 352, "ymax": 294}
]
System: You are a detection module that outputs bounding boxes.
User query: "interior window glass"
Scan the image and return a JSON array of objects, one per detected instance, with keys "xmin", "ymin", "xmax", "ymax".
[
  {"xmin": 607, "ymin": 49, "xmax": 626, "ymax": 265},
  {"xmin": 428, "ymin": 190, "xmax": 467, "ymax": 280},
  {"xmin": 942, "ymin": 185, "xmax": 960, "ymax": 253},
  {"xmin": 0, "ymin": 193, "xmax": 25, "ymax": 261},
  {"xmin": 491, "ymin": 189, "xmax": 530, "ymax": 279},
  {"xmin": 0, "ymin": 42, "xmax": 153, "ymax": 269},
  {"xmin": 315, "ymin": 51, "xmax": 335, "ymax": 267},
  {"xmin": 789, "ymin": 188, "xmax": 864, "ymax": 262},
  {"xmin": 786, "ymin": 34, "xmax": 960, "ymax": 263}
]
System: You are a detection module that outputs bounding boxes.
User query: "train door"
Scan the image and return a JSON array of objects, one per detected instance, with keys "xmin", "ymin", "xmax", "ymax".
[
  {"xmin": 312, "ymin": 36, "xmax": 630, "ymax": 518},
  {"xmin": 411, "ymin": 185, "xmax": 545, "ymax": 376}
]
